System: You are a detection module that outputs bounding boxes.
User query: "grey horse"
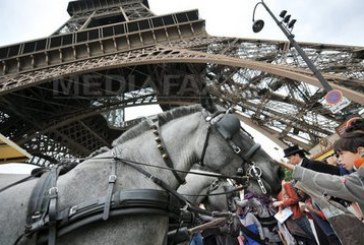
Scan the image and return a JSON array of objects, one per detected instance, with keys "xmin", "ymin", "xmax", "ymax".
[
  {"xmin": 178, "ymin": 168, "xmax": 239, "ymax": 212},
  {"xmin": 0, "ymin": 105, "xmax": 282, "ymax": 245},
  {"xmin": 176, "ymin": 168, "xmax": 241, "ymax": 245}
]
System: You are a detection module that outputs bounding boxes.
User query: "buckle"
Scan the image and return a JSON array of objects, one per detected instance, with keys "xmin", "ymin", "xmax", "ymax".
[
  {"xmin": 31, "ymin": 211, "xmax": 42, "ymax": 220},
  {"xmin": 69, "ymin": 205, "xmax": 78, "ymax": 216},
  {"xmin": 247, "ymin": 165, "xmax": 262, "ymax": 178},
  {"xmin": 48, "ymin": 187, "xmax": 58, "ymax": 196},
  {"xmin": 229, "ymin": 141, "xmax": 241, "ymax": 154},
  {"xmin": 109, "ymin": 175, "xmax": 117, "ymax": 183},
  {"xmin": 233, "ymin": 145, "xmax": 241, "ymax": 154}
]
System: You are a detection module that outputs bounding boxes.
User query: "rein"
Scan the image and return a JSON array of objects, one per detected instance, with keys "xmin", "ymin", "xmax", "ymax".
[
  {"xmin": 100, "ymin": 155, "xmax": 251, "ymax": 184},
  {"xmin": 109, "ymin": 151, "xmax": 238, "ymax": 225},
  {"xmin": 0, "ymin": 175, "xmax": 35, "ymax": 193},
  {"xmin": 179, "ymin": 185, "xmax": 245, "ymax": 197},
  {"xmin": 1, "ymin": 156, "xmax": 251, "ymax": 195},
  {"xmin": 0, "ymin": 168, "xmax": 48, "ymax": 194},
  {"xmin": 110, "ymin": 153, "xmax": 249, "ymax": 216}
]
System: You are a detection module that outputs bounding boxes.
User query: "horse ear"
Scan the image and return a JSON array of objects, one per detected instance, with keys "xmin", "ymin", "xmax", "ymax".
[{"xmin": 200, "ymin": 90, "xmax": 217, "ymax": 113}]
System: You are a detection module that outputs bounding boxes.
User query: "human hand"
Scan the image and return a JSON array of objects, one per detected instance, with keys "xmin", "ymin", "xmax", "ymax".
[
  {"xmin": 278, "ymin": 161, "xmax": 295, "ymax": 170},
  {"xmin": 238, "ymin": 235, "xmax": 245, "ymax": 241},
  {"xmin": 272, "ymin": 201, "xmax": 283, "ymax": 207},
  {"xmin": 304, "ymin": 201, "xmax": 314, "ymax": 212},
  {"xmin": 299, "ymin": 202, "xmax": 307, "ymax": 212}
]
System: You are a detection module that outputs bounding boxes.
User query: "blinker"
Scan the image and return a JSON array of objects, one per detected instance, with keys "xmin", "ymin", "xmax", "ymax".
[{"xmin": 215, "ymin": 114, "xmax": 240, "ymax": 140}]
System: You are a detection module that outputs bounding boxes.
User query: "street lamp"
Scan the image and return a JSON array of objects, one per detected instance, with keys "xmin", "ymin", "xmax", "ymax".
[{"xmin": 252, "ymin": 0, "xmax": 333, "ymax": 92}]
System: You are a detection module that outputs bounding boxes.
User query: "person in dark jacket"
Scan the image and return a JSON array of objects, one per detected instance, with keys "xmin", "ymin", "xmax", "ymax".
[{"xmin": 283, "ymin": 145, "xmax": 340, "ymax": 175}]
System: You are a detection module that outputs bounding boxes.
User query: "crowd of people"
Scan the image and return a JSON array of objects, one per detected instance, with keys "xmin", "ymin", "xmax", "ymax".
[
  {"xmin": 276, "ymin": 117, "xmax": 364, "ymax": 245},
  {"xmin": 188, "ymin": 117, "xmax": 364, "ymax": 245}
]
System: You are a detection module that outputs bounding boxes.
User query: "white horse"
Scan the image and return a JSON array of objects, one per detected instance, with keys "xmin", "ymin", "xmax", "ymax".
[
  {"xmin": 0, "ymin": 105, "xmax": 282, "ymax": 245},
  {"xmin": 178, "ymin": 168, "xmax": 239, "ymax": 212},
  {"xmin": 176, "ymin": 169, "xmax": 241, "ymax": 245}
]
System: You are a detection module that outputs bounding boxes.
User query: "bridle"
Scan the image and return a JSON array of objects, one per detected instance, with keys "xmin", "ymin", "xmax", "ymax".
[
  {"xmin": 200, "ymin": 111, "xmax": 267, "ymax": 194},
  {"xmin": 206, "ymin": 179, "xmax": 239, "ymax": 212}
]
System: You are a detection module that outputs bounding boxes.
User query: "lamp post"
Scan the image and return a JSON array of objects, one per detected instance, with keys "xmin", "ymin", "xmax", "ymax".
[{"xmin": 252, "ymin": 0, "xmax": 333, "ymax": 92}]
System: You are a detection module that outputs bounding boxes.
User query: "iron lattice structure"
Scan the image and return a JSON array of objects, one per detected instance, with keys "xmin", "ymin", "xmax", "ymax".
[{"xmin": 0, "ymin": 0, "xmax": 363, "ymax": 165}]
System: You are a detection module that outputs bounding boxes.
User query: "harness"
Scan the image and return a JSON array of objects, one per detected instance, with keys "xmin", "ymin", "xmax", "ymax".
[
  {"xmin": 207, "ymin": 180, "xmax": 238, "ymax": 211},
  {"xmin": 12, "ymin": 110, "xmax": 266, "ymax": 244},
  {"xmin": 206, "ymin": 112, "xmax": 266, "ymax": 193}
]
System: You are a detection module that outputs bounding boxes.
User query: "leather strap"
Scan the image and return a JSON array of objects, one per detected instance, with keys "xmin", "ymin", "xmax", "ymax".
[
  {"xmin": 242, "ymin": 143, "xmax": 261, "ymax": 162},
  {"xmin": 24, "ymin": 166, "xmax": 60, "ymax": 244},
  {"xmin": 33, "ymin": 189, "xmax": 182, "ymax": 243},
  {"xmin": 0, "ymin": 168, "xmax": 47, "ymax": 193},
  {"xmin": 103, "ymin": 160, "xmax": 117, "ymax": 221},
  {"xmin": 199, "ymin": 126, "xmax": 211, "ymax": 166},
  {"xmin": 48, "ymin": 167, "xmax": 61, "ymax": 245},
  {"xmin": 0, "ymin": 175, "xmax": 34, "ymax": 193},
  {"xmin": 25, "ymin": 170, "xmax": 52, "ymax": 235}
]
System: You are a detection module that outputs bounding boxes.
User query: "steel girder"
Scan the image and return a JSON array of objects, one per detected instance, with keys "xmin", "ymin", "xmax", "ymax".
[{"xmin": 0, "ymin": 1, "xmax": 363, "ymax": 164}]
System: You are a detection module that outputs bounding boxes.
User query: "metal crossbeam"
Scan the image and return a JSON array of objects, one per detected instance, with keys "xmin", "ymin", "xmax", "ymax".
[{"xmin": 0, "ymin": 0, "xmax": 363, "ymax": 164}]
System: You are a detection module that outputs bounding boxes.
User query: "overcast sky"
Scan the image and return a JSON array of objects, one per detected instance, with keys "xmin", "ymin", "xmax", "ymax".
[
  {"xmin": 0, "ymin": 0, "xmax": 363, "ymax": 47},
  {"xmin": 0, "ymin": 0, "xmax": 361, "ymax": 172}
]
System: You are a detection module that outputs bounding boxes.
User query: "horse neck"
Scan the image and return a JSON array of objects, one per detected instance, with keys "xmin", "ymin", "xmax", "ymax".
[
  {"xmin": 110, "ymin": 112, "xmax": 206, "ymax": 189},
  {"xmin": 158, "ymin": 113, "xmax": 206, "ymax": 174}
]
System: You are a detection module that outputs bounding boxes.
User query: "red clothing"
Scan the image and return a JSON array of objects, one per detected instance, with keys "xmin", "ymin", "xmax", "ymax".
[{"xmin": 277, "ymin": 182, "xmax": 303, "ymax": 219}]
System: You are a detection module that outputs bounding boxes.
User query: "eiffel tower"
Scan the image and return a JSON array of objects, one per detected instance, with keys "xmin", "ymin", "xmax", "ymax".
[{"xmin": 0, "ymin": 0, "xmax": 363, "ymax": 165}]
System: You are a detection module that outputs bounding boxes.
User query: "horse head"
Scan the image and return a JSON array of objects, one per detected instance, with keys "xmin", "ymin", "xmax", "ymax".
[
  {"xmin": 177, "ymin": 168, "xmax": 238, "ymax": 212},
  {"xmin": 110, "ymin": 105, "xmax": 282, "ymax": 195},
  {"xmin": 197, "ymin": 110, "xmax": 283, "ymax": 196},
  {"xmin": 203, "ymin": 180, "xmax": 239, "ymax": 212}
]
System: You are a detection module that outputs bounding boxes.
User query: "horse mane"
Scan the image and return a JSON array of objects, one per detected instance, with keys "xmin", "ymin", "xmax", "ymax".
[
  {"xmin": 112, "ymin": 119, "xmax": 153, "ymax": 146},
  {"xmin": 157, "ymin": 104, "xmax": 202, "ymax": 126},
  {"xmin": 112, "ymin": 104, "xmax": 203, "ymax": 146}
]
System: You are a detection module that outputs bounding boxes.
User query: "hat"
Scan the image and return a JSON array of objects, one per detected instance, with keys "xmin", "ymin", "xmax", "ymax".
[{"xmin": 283, "ymin": 145, "xmax": 308, "ymax": 158}]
